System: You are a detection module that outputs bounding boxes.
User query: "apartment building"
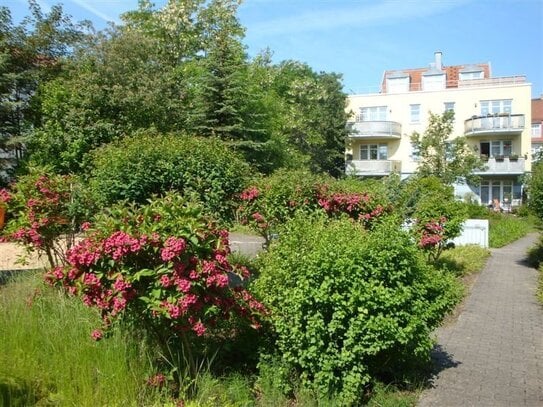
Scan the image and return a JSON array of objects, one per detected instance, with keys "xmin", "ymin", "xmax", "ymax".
[{"xmin": 346, "ymin": 51, "xmax": 532, "ymax": 206}]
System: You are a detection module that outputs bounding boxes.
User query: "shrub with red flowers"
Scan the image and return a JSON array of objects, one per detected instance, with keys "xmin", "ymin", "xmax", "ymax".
[
  {"xmin": 45, "ymin": 192, "xmax": 266, "ymax": 389},
  {"xmin": 406, "ymin": 177, "xmax": 467, "ymax": 262},
  {"xmin": 316, "ymin": 183, "xmax": 391, "ymax": 228},
  {"xmin": 416, "ymin": 216, "xmax": 448, "ymax": 262},
  {"xmin": 1, "ymin": 169, "xmax": 92, "ymax": 267},
  {"xmin": 237, "ymin": 170, "xmax": 392, "ymax": 245},
  {"xmin": 237, "ymin": 169, "xmax": 327, "ymax": 245}
]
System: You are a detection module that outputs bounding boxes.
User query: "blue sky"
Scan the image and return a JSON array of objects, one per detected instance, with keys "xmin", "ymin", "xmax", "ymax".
[{"xmin": 4, "ymin": 0, "xmax": 543, "ymax": 97}]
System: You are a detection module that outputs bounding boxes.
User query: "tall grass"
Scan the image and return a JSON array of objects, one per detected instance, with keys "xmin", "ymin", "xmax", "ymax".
[
  {"xmin": 0, "ymin": 272, "xmax": 161, "ymax": 406},
  {"xmin": 489, "ymin": 214, "xmax": 537, "ymax": 248}
]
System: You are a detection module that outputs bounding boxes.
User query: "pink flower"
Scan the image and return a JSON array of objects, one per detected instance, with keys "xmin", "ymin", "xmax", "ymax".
[
  {"xmin": 146, "ymin": 373, "xmax": 166, "ymax": 387},
  {"xmin": 240, "ymin": 186, "xmax": 260, "ymax": 201},
  {"xmin": 91, "ymin": 329, "xmax": 103, "ymax": 341},
  {"xmin": 175, "ymin": 278, "xmax": 191, "ymax": 293},
  {"xmin": 192, "ymin": 321, "xmax": 206, "ymax": 336},
  {"xmin": 160, "ymin": 237, "xmax": 187, "ymax": 262},
  {"xmin": 81, "ymin": 222, "xmax": 91, "ymax": 231},
  {"xmin": 160, "ymin": 275, "xmax": 172, "ymax": 287}
]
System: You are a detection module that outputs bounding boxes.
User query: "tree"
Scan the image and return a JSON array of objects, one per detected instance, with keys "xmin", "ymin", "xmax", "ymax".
[
  {"xmin": 410, "ymin": 111, "xmax": 485, "ymax": 185},
  {"xmin": 528, "ymin": 161, "xmax": 543, "ymax": 220},
  {"xmin": 270, "ymin": 61, "xmax": 349, "ymax": 177},
  {"xmin": 0, "ymin": 1, "xmax": 89, "ymax": 182}
]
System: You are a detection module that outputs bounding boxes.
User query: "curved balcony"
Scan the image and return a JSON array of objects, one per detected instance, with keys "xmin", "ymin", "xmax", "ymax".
[
  {"xmin": 464, "ymin": 114, "xmax": 525, "ymax": 136},
  {"xmin": 348, "ymin": 121, "xmax": 402, "ymax": 139},
  {"xmin": 345, "ymin": 160, "xmax": 402, "ymax": 176}
]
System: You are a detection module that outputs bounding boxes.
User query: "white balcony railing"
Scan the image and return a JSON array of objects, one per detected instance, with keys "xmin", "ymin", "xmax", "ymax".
[
  {"xmin": 464, "ymin": 114, "xmax": 525, "ymax": 136},
  {"xmin": 345, "ymin": 160, "xmax": 401, "ymax": 176},
  {"xmin": 348, "ymin": 120, "xmax": 402, "ymax": 139}
]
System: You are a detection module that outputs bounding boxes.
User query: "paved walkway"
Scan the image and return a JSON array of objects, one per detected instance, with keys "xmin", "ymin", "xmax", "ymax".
[{"xmin": 418, "ymin": 233, "xmax": 543, "ymax": 407}]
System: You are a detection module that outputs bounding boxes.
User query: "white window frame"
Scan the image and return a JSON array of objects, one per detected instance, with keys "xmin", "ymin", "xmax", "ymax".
[
  {"xmin": 460, "ymin": 71, "xmax": 483, "ymax": 80},
  {"xmin": 532, "ymin": 123, "xmax": 542, "ymax": 138},
  {"xmin": 480, "ymin": 99, "xmax": 512, "ymax": 115},
  {"xmin": 410, "ymin": 104, "xmax": 421, "ymax": 123},
  {"xmin": 360, "ymin": 143, "xmax": 388, "ymax": 160},
  {"xmin": 444, "ymin": 102, "xmax": 455, "ymax": 113},
  {"xmin": 360, "ymin": 106, "xmax": 387, "ymax": 121},
  {"xmin": 480, "ymin": 180, "xmax": 517, "ymax": 206}
]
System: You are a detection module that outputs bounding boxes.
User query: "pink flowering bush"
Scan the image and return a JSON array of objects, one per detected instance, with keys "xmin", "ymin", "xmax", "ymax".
[
  {"xmin": 45, "ymin": 192, "xmax": 266, "ymax": 390},
  {"xmin": 416, "ymin": 217, "xmax": 448, "ymax": 262},
  {"xmin": 237, "ymin": 170, "xmax": 391, "ymax": 245},
  {"xmin": 1, "ymin": 169, "xmax": 92, "ymax": 267}
]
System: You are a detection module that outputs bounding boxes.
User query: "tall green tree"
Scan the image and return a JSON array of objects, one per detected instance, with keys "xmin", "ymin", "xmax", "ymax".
[
  {"xmin": 410, "ymin": 111, "xmax": 485, "ymax": 185},
  {"xmin": 0, "ymin": 1, "xmax": 88, "ymax": 182},
  {"xmin": 270, "ymin": 61, "xmax": 349, "ymax": 177}
]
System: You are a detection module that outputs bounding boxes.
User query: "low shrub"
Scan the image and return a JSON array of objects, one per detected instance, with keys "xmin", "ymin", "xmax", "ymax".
[
  {"xmin": 254, "ymin": 214, "xmax": 461, "ymax": 404},
  {"xmin": 89, "ymin": 132, "xmax": 251, "ymax": 223}
]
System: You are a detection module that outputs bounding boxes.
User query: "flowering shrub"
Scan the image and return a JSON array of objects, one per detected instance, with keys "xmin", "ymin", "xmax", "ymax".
[
  {"xmin": 255, "ymin": 214, "xmax": 461, "ymax": 404},
  {"xmin": 237, "ymin": 169, "xmax": 327, "ymax": 245},
  {"xmin": 237, "ymin": 170, "xmax": 391, "ymax": 245},
  {"xmin": 45, "ymin": 193, "xmax": 266, "ymax": 388},
  {"xmin": 1, "ymin": 170, "xmax": 91, "ymax": 267},
  {"xmin": 416, "ymin": 217, "xmax": 448, "ymax": 261}
]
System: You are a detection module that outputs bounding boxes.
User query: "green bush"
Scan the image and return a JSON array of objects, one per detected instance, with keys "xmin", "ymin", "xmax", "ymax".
[
  {"xmin": 254, "ymin": 214, "xmax": 461, "ymax": 404},
  {"xmin": 88, "ymin": 132, "xmax": 251, "ymax": 223}
]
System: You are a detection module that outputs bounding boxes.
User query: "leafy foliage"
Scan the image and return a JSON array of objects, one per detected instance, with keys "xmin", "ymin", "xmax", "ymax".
[
  {"xmin": 255, "ymin": 214, "xmax": 461, "ymax": 404},
  {"xmin": 528, "ymin": 161, "xmax": 543, "ymax": 221},
  {"xmin": 88, "ymin": 132, "xmax": 251, "ymax": 223},
  {"xmin": 410, "ymin": 111, "xmax": 485, "ymax": 185}
]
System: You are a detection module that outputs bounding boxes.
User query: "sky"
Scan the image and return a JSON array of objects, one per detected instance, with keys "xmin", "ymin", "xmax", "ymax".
[{"xmin": 4, "ymin": 0, "xmax": 543, "ymax": 97}]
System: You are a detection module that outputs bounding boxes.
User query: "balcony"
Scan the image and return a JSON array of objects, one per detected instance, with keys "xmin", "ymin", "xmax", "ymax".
[
  {"xmin": 348, "ymin": 120, "xmax": 402, "ymax": 139},
  {"xmin": 464, "ymin": 114, "xmax": 525, "ymax": 136},
  {"xmin": 474, "ymin": 156, "xmax": 526, "ymax": 175},
  {"xmin": 345, "ymin": 160, "xmax": 401, "ymax": 176}
]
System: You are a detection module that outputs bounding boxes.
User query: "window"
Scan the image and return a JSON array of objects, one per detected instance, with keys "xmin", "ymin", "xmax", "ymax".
[
  {"xmin": 460, "ymin": 71, "xmax": 483, "ymax": 80},
  {"xmin": 532, "ymin": 123, "xmax": 542, "ymax": 138},
  {"xmin": 411, "ymin": 142, "xmax": 420, "ymax": 161},
  {"xmin": 422, "ymin": 74, "xmax": 445, "ymax": 91},
  {"xmin": 360, "ymin": 144, "xmax": 388, "ymax": 160},
  {"xmin": 480, "ymin": 180, "xmax": 520, "ymax": 206},
  {"xmin": 480, "ymin": 99, "xmax": 512, "ymax": 115},
  {"xmin": 480, "ymin": 140, "xmax": 512, "ymax": 157},
  {"xmin": 410, "ymin": 104, "xmax": 420, "ymax": 123},
  {"xmin": 387, "ymin": 77, "xmax": 409, "ymax": 93},
  {"xmin": 360, "ymin": 106, "xmax": 387, "ymax": 121},
  {"xmin": 444, "ymin": 102, "xmax": 455, "ymax": 113}
]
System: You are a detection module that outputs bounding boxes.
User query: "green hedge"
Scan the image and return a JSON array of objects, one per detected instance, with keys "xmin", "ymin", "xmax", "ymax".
[{"xmin": 88, "ymin": 132, "xmax": 251, "ymax": 222}]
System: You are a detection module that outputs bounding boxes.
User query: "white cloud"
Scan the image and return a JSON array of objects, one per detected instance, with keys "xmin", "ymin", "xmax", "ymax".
[{"xmin": 247, "ymin": 0, "xmax": 472, "ymax": 37}]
